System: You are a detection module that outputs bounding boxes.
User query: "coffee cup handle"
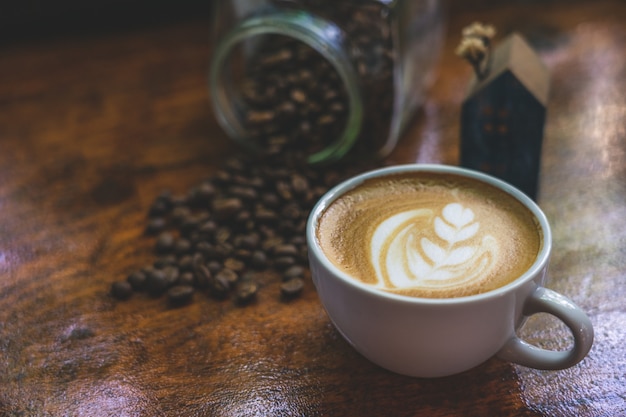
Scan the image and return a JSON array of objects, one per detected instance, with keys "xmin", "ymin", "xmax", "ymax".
[{"xmin": 497, "ymin": 287, "xmax": 594, "ymax": 370}]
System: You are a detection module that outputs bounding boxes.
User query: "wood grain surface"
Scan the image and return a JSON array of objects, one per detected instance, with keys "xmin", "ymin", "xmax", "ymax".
[{"xmin": 1, "ymin": 1, "xmax": 625, "ymax": 416}]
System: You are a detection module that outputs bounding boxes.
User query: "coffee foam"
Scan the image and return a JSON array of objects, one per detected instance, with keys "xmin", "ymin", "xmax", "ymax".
[{"xmin": 316, "ymin": 172, "xmax": 542, "ymax": 298}]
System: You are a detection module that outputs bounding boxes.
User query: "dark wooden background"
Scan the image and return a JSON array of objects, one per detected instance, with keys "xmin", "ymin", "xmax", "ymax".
[
  {"xmin": 0, "ymin": 0, "xmax": 210, "ymax": 43},
  {"xmin": 1, "ymin": 0, "xmax": 625, "ymax": 415}
]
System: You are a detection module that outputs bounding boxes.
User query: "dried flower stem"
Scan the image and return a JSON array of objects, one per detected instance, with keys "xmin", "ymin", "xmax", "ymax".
[{"xmin": 456, "ymin": 22, "xmax": 496, "ymax": 80}]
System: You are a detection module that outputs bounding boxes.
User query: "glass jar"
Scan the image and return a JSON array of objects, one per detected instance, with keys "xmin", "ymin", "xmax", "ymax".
[{"xmin": 209, "ymin": 0, "xmax": 444, "ymax": 164}]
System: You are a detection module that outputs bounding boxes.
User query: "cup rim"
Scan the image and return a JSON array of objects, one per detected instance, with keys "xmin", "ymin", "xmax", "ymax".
[{"xmin": 306, "ymin": 164, "xmax": 553, "ymax": 305}]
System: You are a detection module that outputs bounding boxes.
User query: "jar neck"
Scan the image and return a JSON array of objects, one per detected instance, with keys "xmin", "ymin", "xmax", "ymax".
[{"xmin": 209, "ymin": 10, "xmax": 363, "ymax": 164}]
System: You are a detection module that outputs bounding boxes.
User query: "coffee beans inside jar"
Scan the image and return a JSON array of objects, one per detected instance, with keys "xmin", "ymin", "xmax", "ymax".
[
  {"xmin": 210, "ymin": 0, "xmax": 414, "ymax": 163},
  {"xmin": 237, "ymin": 34, "xmax": 351, "ymax": 159},
  {"xmin": 111, "ymin": 152, "xmax": 376, "ymax": 307}
]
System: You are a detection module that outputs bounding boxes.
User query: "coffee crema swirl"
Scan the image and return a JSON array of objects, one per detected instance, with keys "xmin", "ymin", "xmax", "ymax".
[{"xmin": 316, "ymin": 172, "xmax": 542, "ymax": 298}]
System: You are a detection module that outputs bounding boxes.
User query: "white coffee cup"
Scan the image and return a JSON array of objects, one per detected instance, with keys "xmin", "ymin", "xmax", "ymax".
[{"xmin": 306, "ymin": 164, "xmax": 594, "ymax": 377}]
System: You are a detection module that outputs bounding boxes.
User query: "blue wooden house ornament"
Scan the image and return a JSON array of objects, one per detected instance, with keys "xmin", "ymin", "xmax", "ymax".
[{"xmin": 459, "ymin": 29, "xmax": 550, "ymax": 200}]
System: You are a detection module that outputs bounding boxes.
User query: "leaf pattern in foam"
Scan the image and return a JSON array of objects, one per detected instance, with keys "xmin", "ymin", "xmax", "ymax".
[
  {"xmin": 421, "ymin": 237, "xmax": 447, "ymax": 264},
  {"xmin": 443, "ymin": 203, "xmax": 474, "ymax": 227},
  {"xmin": 434, "ymin": 217, "xmax": 479, "ymax": 243},
  {"xmin": 444, "ymin": 246, "xmax": 477, "ymax": 266},
  {"xmin": 371, "ymin": 202, "xmax": 496, "ymax": 289}
]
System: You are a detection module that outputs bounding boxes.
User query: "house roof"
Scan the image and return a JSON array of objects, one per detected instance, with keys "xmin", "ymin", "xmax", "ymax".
[{"xmin": 466, "ymin": 33, "xmax": 550, "ymax": 106}]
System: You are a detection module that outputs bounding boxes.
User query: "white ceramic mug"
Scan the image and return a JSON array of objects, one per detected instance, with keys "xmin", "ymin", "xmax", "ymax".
[{"xmin": 306, "ymin": 164, "xmax": 594, "ymax": 378}]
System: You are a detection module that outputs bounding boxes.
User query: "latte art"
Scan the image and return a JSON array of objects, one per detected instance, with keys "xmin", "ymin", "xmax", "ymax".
[
  {"xmin": 316, "ymin": 172, "xmax": 542, "ymax": 298},
  {"xmin": 372, "ymin": 203, "xmax": 498, "ymax": 290}
]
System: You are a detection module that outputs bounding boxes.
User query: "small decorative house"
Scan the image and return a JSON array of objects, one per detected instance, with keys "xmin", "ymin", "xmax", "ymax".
[{"xmin": 458, "ymin": 27, "xmax": 550, "ymax": 200}]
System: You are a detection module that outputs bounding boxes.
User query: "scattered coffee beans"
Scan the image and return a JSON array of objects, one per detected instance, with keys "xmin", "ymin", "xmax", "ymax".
[
  {"xmin": 110, "ymin": 2, "xmax": 395, "ymax": 307},
  {"xmin": 111, "ymin": 152, "xmax": 377, "ymax": 307}
]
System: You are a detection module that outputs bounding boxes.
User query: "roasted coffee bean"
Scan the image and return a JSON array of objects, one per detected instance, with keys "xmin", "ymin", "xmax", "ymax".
[
  {"xmin": 209, "ymin": 273, "xmax": 231, "ymax": 300},
  {"xmin": 141, "ymin": 265, "xmax": 155, "ymax": 275},
  {"xmin": 155, "ymin": 232, "xmax": 175, "ymax": 254},
  {"xmin": 214, "ymin": 169, "xmax": 232, "ymax": 184},
  {"xmin": 290, "ymin": 235, "xmax": 306, "ymax": 246},
  {"xmin": 162, "ymin": 266, "xmax": 179, "ymax": 287},
  {"xmin": 173, "ymin": 238, "xmax": 192, "ymax": 255},
  {"xmin": 170, "ymin": 194, "xmax": 187, "ymax": 207},
  {"xmin": 228, "ymin": 186, "xmax": 258, "ymax": 201},
  {"xmin": 146, "ymin": 269, "xmax": 169, "ymax": 296},
  {"xmin": 193, "ymin": 264, "xmax": 212, "ymax": 289},
  {"xmin": 280, "ymin": 203, "xmax": 301, "ymax": 220},
  {"xmin": 213, "ymin": 243, "xmax": 234, "ymax": 259},
  {"xmin": 290, "ymin": 174, "xmax": 309, "ymax": 195},
  {"xmin": 198, "ymin": 220, "xmax": 217, "ymax": 236},
  {"xmin": 146, "ymin": 217, "xmax": 167, "ymax": 234},
  {"xmin": 127, "ymin": 271, "xmax": 147, "ymax": 291},
  {"xmin": 234, "ymin": 210, "xmax": 251, "ymax": 225},
  {"xmin": 187, "ymin": 231, "xmax": 202, "ymax": 245},
  {"xmin": 231, "ymin": 174, "xmax": 253, "ymax": 187},
  {"xmin": 274, "ymin": 256, "xmax": 296, "ymax": 270},
  {"xmin": 233, "ymin": 249, "xmax": 252, "ymax": 261},
  {"xmin": 111, "ymin": 281, "xmax": 133, "ymax": 300},
  {"xmin": 236, "ymin": 280, "xmax": 258, "ymax": 305},
  {"xmin": 248, "ymin": 176, "xmax": 265, "ymax": 189},
  {"xmin": 216, "ymin": 268, "xmax": 239, "ymax": 286},
  {"xmin": 274, "ymin": 244, "xmax": 298, "ymax": 257},
  {"xmin": 194, "ymin": 241, "xmax": 213, "ymax": 257},
  {"xmin": 191, "ymin": 252, "xmax": 204, "ymax": 267},
  {"xmin": 154, "ymin": 189, "xmax": 173, "ymax": 205},
  {"xmin": 283, "ymin": 265, "xmax": 305, "ymax": 281},
  {"xmin": 240, "ymin": 270, "xmax": 258, "ymax": 282},
  {"xmin": 224, "ymin": 258, "xmax": 245, "ymax": 272},
  {"xmin": 215, "ymin": 227, "xmax": 232, "ymax": 244},
  {"xmin": 261, "ymin": 192, "xmax": 280, "ymax": 208},
  {"xmin": 250, "ymin": 250, "xmax": 268, "ymax": 269},
  {"xmin": 149, "ymin": 200, "xmax": 170, "ymax": 217},
  {"xmin": 213, "ymin": 198, "xmax": 243, "ymax": 220},
  {"xmin": 153, "ymin": 254, "xmax": 176, "ymax": 268},
  {"xmin": 206, "ymin": 261, "xmax": 223, "ymax": 275},
  {"xmin": 258, "ymin": 225, "xmax": 276, "ymax": 240},
  {"xmin": 281, "ymin": 278, "xmax": 304, "ymax": 298},
  {"xmin": 247, "ymin": 110, "xmax": 274, "ymax": 124},
  {"xmin": 254, "ymin": 207, "xmax": 278, "ymax": 223},
  {"xmin": 177, "ymin": 255, "xmax": 194, "ymax": 272},
  {"xmin": 171, "ymin": 206, "xmax": 192, "ymax": 225},
  {"xmin": 224, "ymin": 157, "xmax": 246, "ymax": 172},
  {"xmin": 177, "ymin": 272, "xmax": 195, "ymax": 287},
  {"xmin": 275, "ymin": 181, "xmax": 292, "ymax": 200},
  {"xmin": 180, "ymin": 216, "xmax": 201, "ymax": 236},
  {"xmin": 168, "ymin": 285, "xmax": 194, "ymax": 307},
  {"xmin": 189, "ymin": 182, "xmax": 216, "ymax": 204},
  {"xmin": 261, "ymin": 237, "xmax": 283, "ymax": 252},
  {"xmin": 235, "ymin": 233, "xmax": 260, "ymax": 249}
]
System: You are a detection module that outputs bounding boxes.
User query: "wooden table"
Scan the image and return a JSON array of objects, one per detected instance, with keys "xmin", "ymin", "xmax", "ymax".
[{"xmin": 1, "ymin": 1, "xmax": 624, "ymax": 415}]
